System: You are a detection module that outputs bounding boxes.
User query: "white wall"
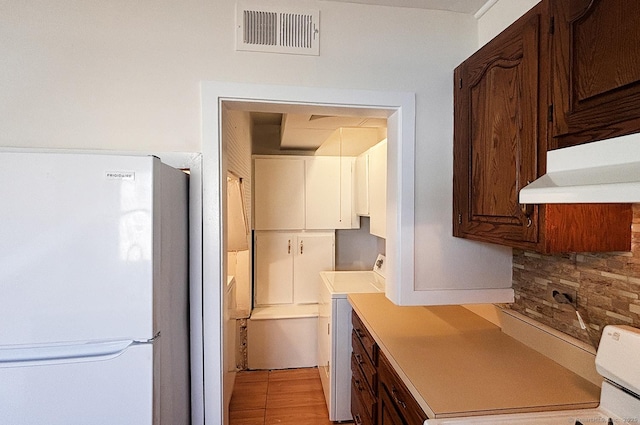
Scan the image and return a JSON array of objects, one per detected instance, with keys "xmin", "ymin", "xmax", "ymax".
[
  {"xmin": 1, "ymin": 0, "xmax": 478, "ymax": 151},
  {"xmin": 478, "ymin": 0, "xmax": 541, "ymax": 45}
]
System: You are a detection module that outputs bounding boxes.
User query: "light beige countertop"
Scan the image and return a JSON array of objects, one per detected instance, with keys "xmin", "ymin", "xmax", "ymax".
[{"xmin": 348, "ymin": 293, "xmax": 600, "ymax": 419}]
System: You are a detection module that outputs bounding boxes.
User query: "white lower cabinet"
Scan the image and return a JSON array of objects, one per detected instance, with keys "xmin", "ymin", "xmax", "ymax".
[{"xmin": 254, "ymin": 231, "xmax": 335, "ymax": 305}]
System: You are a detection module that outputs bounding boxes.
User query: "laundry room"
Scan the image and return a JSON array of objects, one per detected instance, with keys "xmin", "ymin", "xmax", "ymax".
[{"xmin": 221, "ymin": 101, "xmax": 388, "ymax": 417}]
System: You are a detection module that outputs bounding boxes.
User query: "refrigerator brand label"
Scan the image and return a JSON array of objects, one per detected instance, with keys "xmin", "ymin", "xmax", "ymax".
[{"xmin": 105, "ymin": 171, "xmax": 135, "ymax": 181}]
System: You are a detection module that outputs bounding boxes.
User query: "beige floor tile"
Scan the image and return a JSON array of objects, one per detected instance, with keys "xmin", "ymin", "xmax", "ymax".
[
  {"xmin": 268, "ymin": 368, "xmax": 320, "ymax": 381},
  {"xmin": 268, "ymin": 377, "xmax": 322, "ymax": 394},
  {"xmin": 266, "ymin": 390, "xmax": 327, "ymax": 409},
  {"xmin": 264, "ymin": 404, "xmax": 332, "ymax": 425},
  {"xmin": 236, "ymin": 370, "xmax": 270, "ymax": 384},
  {"xmin": 229, "ymin": 367, "xmax": 334, "ymax": 425},
  {"xmin": 229, "ymin": 408, "xmax": 265, "ymax": 425},
  {"xmin": 230, "ymin": 381, "xmax": 268, "ymax": 411}
]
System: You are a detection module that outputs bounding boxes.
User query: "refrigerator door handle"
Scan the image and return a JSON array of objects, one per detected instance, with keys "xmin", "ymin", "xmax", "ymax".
[
  {"xmin": 0, "ymin": 339, "xmax": 134, "ymax": 367},
  {"xmin": 132, "ymin": 331, "xmax": 161, "ymax": 345}
]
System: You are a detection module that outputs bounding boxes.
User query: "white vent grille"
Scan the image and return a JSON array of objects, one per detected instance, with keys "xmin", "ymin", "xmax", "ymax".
[{"xmin": 236, "ymin": 2, "xmax": 319, "ymax": 56}]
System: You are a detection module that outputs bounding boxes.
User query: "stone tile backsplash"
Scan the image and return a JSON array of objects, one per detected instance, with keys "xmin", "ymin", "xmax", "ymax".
[{"xmin": 508, "ymin": 204, "xmax": 640, "ymax": 348}]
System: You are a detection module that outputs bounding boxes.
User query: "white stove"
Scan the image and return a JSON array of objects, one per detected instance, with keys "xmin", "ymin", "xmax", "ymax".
[{"xmin": 425, "ymin": 325, "xmax": 640, "ymax": 425}]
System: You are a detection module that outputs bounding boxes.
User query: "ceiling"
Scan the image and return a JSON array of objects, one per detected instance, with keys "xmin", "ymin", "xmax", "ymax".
[
  {"xmin": 322, "ymin": 0, "xmax": 492, "ymax": 15},
  {"xmin": 250, "ymin": 111, "xmax": 387, "ymax": 156},
  {"xmin": 225, "ymin": 101, "xmax": 390, "ymax": 156}
]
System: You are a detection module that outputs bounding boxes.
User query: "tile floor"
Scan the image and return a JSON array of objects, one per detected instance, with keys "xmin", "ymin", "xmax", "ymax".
[{"xmin": 229, "ymin": 367, "xmax": 334, "ymax": 425}]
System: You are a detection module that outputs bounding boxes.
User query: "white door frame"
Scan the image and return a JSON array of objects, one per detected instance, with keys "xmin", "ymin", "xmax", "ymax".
[{"xmin": 200, "ymin": 81, "xmax": 415, "ymax": 425}]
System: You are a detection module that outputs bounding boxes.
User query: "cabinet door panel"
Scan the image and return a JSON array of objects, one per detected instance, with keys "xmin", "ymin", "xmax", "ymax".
[
  {"xmin": 293, "ymin": 233, "xmax": 334, "ymax": 304},
  {"xmin": 354, "ymin": 153, "xmax": 369, "ymax": 216},
  {"xmin": 378, "ymin": 353, "xmax": 428, "ymax": 425},
  {"xmin": 254, "ymin": 232, "xmax": 294, "ymax": 305},
  {"xmin": 470, "ymin": 65, "xmax": 526, "ymax": 224},
  {"xmin": 453, "ymin": 6, "xmax": 543, "ymax": 246},
  {"xmin": 254, "ymin": 158, "xmax": 305, "ymax": 230},
  {"xmin": 378, "ymin": 384, "xmax": 405, "ymax": 425},
  {"xmin": 551, "ymin": 0, "xmax": 640, "ymax": 147},
  {"xmin": 369, "ymin": 141, "xmax": 387, "ymax": 239},
  {"xmin": 305, "ymin": 157, "xmax": 353, "ymax": 230}
]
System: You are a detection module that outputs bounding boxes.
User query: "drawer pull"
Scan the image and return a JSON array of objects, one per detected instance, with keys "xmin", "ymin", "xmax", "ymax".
[
  {"xmin": 354, "ymin": 413, "xmax": 363, "ymax": 425},
  {"xmin": 354, "ymin": 328, "xmax": 365, "ymax": 338},
  {"xmin": 354, "ymin": 378, "xmax": 363, "ymax": 391},
  {"xmin": 391, "ymin": 387, "xmax": 407, "ymax": 409},
  {"xmin": 354, "ymin": 353, "xmax": 364, "ymax": 364}
]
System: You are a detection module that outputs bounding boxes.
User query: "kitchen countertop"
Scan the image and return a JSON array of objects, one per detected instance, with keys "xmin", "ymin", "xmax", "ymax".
[{"xmin": 348, "ymin": 293, "xmax": 600, "ymax": 419}]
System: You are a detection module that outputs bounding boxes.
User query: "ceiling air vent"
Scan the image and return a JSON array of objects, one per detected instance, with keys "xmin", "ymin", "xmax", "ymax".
[{"xmin": 236, "ymin": 2, "xmax": 320, "ymax": 56}]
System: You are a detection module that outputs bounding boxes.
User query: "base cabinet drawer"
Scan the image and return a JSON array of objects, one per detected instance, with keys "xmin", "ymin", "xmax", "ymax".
[
  {"xmin": 351, "ymin": 310, "xmax": 379, "ymax": 425},
  {"xmin": 352, "ymin": 310, "xmax": 378, "ymax": 363},
  {"xmin": 352, "ymin": 354, "xmax": 377, "ymax": 420},
  {"xmin": 351, "ymin": 377, "xmax": 375, "ymax": 425},
  {"xmin": 352, "ymin": 331, "xmax": 377, "ymax": 390}
]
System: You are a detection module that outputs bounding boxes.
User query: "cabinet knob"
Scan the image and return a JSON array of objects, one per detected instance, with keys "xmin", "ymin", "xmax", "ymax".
[
  {"xmin": 391, "ymin": 387, "xmax": 407, "ymax": 409},
  {"xmin": 520, "ymin": 202, "xmax": 534, "ymax": 228}
]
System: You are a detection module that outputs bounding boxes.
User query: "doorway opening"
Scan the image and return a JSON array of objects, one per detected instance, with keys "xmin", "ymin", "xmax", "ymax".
[{"xmin": 200, "ymin": 82, "xmax": 415, "ymax": 425}]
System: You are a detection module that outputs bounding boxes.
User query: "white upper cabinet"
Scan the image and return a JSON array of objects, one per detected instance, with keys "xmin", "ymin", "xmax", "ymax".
[
  {"xmin": 305, "ymin": 156, "xmax": 357, "ymax": 230},
  {"xmin": 368, "ymin": 140, "xmax": 387, "ymax": 239},
  {"xmin": 254, "ymin": 155, "xmax": 358, "ymax": 231},
  {"xmin": 254, "ymin": 157, "xmax": 305, "ymax": 230},
  {"xmin": 354, "ymin": 153, "xmax": 369, "ymax": 216}
]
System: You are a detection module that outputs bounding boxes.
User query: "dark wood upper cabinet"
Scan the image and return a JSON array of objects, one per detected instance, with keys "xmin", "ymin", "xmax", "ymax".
[
  {"xmin": 551, "ymin": 0, "xmax": 640, "ymax": 148},
  {"xmin": 453, "ymin": 0, "xmax": 632, "ymax": 253},
  {"xmin": 453, "ymin": 3, "xmax": 546, "ymax": 248}
]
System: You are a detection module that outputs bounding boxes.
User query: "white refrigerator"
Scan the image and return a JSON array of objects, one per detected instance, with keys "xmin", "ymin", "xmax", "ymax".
[{"xmin": 0, "ymin": 152, "xmax": 190, "ymax": 425}]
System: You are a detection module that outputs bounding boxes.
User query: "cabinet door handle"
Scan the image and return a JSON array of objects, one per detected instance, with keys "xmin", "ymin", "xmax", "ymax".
[
  {"xmin": 520, "ymin": 203, "xmax": 534, "ymax": 228},
  {"xmin": 288, "ymin": 239, "xmax": 291, "ymax": 254},
  {"xmin": 391, "ymin": 387, "xmax": 407, "ymax": 409},
  {"xmin": 300, "ymin": 240, "xmax": 304, "ymax": 254}
]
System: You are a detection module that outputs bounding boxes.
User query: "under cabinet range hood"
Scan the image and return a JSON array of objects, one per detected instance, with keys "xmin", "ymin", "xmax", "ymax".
[{"xmin": 519, "ymin": 133, "xmax": 640, "ymax": 204}]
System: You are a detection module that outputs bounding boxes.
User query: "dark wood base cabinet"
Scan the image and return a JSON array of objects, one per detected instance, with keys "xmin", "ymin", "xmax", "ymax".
[
  {"xmin": 351, "ymin": 311, "xmax": 378, "ymax": 425},
  {"xmin": 351, "ymin": 311, "xmax": 429, "ymax": 425},
  {"xmin": 378, "ymin": 353, "xmax": 428, "ymax": 425}
]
